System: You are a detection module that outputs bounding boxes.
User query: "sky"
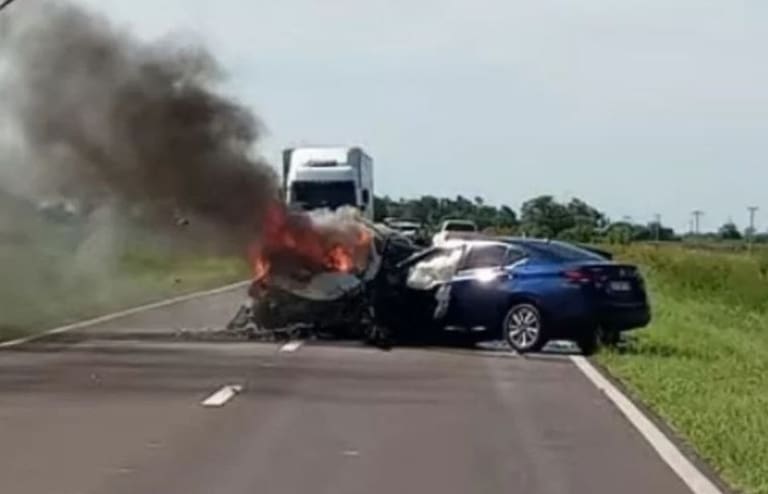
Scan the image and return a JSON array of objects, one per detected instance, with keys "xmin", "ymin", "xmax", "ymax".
[{"xmin": 56, "ymin": 0, "xmax": 768, "ymax": 231}]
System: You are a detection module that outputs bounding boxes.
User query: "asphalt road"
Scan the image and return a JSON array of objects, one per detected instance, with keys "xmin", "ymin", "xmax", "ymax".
[{"xmin": 0, "ymin": 287, "xmax": 693, "ymax": 494}]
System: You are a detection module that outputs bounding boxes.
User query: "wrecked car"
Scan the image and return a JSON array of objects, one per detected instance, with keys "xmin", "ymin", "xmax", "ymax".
[
  {"xmin": 228, "ymin": 206, "xmax": 650, "ymax": 355},
  {"xmin": 228, "ymin": 221, "xmax": 419, "ymax": 342}
]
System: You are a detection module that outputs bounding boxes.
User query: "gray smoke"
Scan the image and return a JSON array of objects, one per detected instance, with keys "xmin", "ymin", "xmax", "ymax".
[
  {"xmin": 0, "ymin": 1, "xmax": 278, "ymax": 334},
  {"xmin": 0, "ymin": 1, "xmax": 278, "ymax": 243}
]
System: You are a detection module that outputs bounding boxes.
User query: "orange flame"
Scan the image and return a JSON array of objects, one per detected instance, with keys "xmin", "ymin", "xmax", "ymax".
[{"xmin": 249, "ymin": 202, "xmax": 373, "ymax": 282}]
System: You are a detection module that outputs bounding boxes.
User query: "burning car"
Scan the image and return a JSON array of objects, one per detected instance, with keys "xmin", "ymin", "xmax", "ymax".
[{"xmin": 227, "ymin": 204, "xmax": 419, "ymax": 342}]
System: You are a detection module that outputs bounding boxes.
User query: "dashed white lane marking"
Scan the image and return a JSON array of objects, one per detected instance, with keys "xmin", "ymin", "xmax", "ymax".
[
  {"xmin": 0, "ymin": 280, "xmax": 250, "ymax": 349},
  {"xmin": 279, "ymin": 340, "xmax": 304, "ymax": 353},
  {"xmin": 571, "ymin": 356, "xmax": 723, "ymax": 494},
  {"xmin": 201, "ymin": 384, "xmax": 243, "ymax": 408}
]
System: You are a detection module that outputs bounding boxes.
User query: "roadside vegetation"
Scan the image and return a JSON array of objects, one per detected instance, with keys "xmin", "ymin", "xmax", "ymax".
[
  {"xmin": 380, "ymin": 193, "xmax": 768, "ymax": 492},
  {"xmin": 376, "ymin": 193, "xmax": 768, "ymax": 245},
  {"xmin": 599, "ymin": 244, "xmax": 768, "ymax": 494},
  {"xmin": 0, "ymin": 192, "xmax": 248, "ymax": 340},
  {"xmin": 0, "ymin": 247, "xmax": 247, "ymax": 340}
]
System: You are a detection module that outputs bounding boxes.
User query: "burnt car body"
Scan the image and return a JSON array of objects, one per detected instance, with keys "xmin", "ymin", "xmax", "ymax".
[
  {"xmin": 384, "ymin": 238, "xmax": 650, "ymax": 354},
  {"xmin": 231, "ymin": 226, "xmax": 419, "ymax": 341}
]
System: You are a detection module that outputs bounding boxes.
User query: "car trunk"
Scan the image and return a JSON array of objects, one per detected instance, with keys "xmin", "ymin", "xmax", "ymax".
[{"xmin": 569, "ymin": 262, "xmax": 648, "ymax": 305}]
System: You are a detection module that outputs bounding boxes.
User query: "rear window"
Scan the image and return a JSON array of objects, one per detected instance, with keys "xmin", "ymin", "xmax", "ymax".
[{"xmin": 522, "ymin": 241, "xmax": 606, "ymax": 262}]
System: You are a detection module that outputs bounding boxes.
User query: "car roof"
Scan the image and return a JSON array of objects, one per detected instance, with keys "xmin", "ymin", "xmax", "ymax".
[
  {"xmin": 453, "ymin": 236, "xmax": 605, "ymax": 253},
  {"xmin": 500, "ymin": 238, "xmax": 612, "ymax": 261},
  {"xmin": 441, "ymin": 238, "xmax": 514, "ymax": 250}
]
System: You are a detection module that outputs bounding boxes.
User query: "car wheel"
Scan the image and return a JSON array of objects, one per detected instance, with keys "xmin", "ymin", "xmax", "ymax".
[
  {"xmin": 577, "ymin": 329, "xmax": 599, "ymax": 356},
  {"xmin": 599, "ymin": 328, "xmax": 621, "ymax": 347},
  {"xmin": 503, "ymin": 303, "xmax": 547, "ymax": 353}
]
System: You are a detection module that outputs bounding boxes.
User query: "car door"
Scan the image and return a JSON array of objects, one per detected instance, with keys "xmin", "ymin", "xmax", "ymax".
[
  {"xmin": 445, "ymin": 243, "xmax": 514, "ymax": 329},
  {"xmin": 394, "ymin": 245, "xmax": 466, "ymax": 329}
]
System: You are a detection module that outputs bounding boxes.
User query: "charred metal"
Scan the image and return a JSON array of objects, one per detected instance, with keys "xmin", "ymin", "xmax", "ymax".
[{"xmin": 227, "ymin": 221, "xmax": 445, "ymax": 345}]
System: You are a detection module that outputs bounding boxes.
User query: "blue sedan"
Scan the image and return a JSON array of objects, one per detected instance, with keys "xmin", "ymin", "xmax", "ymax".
[{"xmin": 396, "ymin": 238, "xmax": 651, "ymax": 354}]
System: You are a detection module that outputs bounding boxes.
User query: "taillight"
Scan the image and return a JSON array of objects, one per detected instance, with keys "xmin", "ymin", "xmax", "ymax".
[{"xmin": 562, "ymin": 269, "xmax": 593, "ymax": 284}]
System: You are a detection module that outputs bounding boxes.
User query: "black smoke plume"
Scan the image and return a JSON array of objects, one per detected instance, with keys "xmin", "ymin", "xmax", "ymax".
[{"xmin": 0, "ymin": 1, "xmax": 278, "ymax": 244}]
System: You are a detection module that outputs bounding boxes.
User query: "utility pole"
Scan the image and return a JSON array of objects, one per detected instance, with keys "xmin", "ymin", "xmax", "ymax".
[
  {"xmin": 748, "ymin": 206, "xmax": 759, "ymax": 248},
  {"xmin": 692, "ymin": 210, "xmax": 704, "ymax": 235},
  {"xmin": 653, "ymin": 213, "xmax": 661, "ymax": 241},
  {"xmin": 748, "ymin": 206, "xmax": 759, "ymax": 234}
]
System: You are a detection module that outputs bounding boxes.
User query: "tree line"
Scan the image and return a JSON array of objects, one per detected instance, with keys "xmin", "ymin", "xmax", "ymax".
[{"xmin": 374, "ymin": 194, "xmax": 766, "ymax": 244}]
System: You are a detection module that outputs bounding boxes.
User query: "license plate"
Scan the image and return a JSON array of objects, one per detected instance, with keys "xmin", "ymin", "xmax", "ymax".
[{"xmin": 609, "ymin": 281, "xmax": 632, "ymax": 292}]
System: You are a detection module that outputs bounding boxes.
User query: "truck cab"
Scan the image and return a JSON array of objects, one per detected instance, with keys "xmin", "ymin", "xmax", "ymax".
[{"xmin": 282, "ymin": 147, "xmax": 374, "ymax": 219}]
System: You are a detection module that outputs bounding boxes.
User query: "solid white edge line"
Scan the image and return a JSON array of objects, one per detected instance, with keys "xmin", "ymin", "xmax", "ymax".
[
  {"xmin": 201, "ymin": 384, "xmax": 243, "ymax": 407},
  {"xmin": 0, "ymin": 280, "xmax": 251, "ymax": 349},
  {"xmin": 570, "ymin": 356, "xmax": 723, "ymax": 494},
  {"xmin": 279, "ymin": 340, "xmax": 304, "ymax": 353}
]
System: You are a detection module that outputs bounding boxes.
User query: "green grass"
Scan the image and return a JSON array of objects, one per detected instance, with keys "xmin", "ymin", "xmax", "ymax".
[
  {"xmin": 0, "ymin": 252, "xmax": 249, "ymax": 340},
  {"xmin": 0, "ymin": 194, "xmax": 251, "ymax": 339},
  {"xmin": 598, "ymin": 245, "xmax": 768, "ymax": 494},
  {"xmin": 0, "ymin": 219, "xmax": 249, "ymax": 340}
]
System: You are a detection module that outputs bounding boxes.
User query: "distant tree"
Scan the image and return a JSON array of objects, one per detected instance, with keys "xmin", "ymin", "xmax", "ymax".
[
  {"xmin": 375, "ymin": 193, "xmax": 686, "ymax": 244},
  {"xmin": 647, "ymin": 221, "xmax": 677, "ymax": 241},
  {"xmin": 754, "ymin": 232, "xmax": 768, "ymax": 244},
  {"xmin": 520, "ymin": 195, "xmax": 573, "ymax": 238},
  {"xmin": 718, "ymin": 222, "xmax": 742, "ymax": 240},
  {"xmin": 497, "ymin": 205, "xmax": 518, "ymax": 229},
  {"xmin": 605, "ymin": 222, "xmax": 634, "ymax": 245},
  {"xmin": 374, "ymin": 194, "xmax": 519, "ymax": 233},
  {"xmin": 567, "ymin": 198, "xmax": 608, "ymax": 229},
  {"xmin": 520, "ymin": 195, "xmax": 604, "ymax": 239},
  {"xmin": 373, "ymin": 196, "xmax": 391, "ymax": 222},
  {"xmin": 559, "ymin": 224, "xmax": 597, "ymax": 243}
]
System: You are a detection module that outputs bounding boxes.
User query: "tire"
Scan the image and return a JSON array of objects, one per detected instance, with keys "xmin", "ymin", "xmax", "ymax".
[
  {"xmin": 599, "ymin": 328, "xmax": 621, "ymax": 347},
  {"xmin": 364, "ymin": 324, "xmax": 392, "ymax": 350},
  {"xmin": 576, "ymin": 329, "xmax": 599, "ymax": 356},
  {"xmin": 502, "ymin": 303, "xmax": 548, "ymax": 353}
]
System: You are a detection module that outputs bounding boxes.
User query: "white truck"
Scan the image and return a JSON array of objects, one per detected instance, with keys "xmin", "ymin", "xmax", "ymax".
[
  {"xmin": 431, "ymin": 219, "xmax": 479, "ymax": 246},
  {"xmin": 282, "ymin": 147, "xmax": 374, "ymax": 220}
]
